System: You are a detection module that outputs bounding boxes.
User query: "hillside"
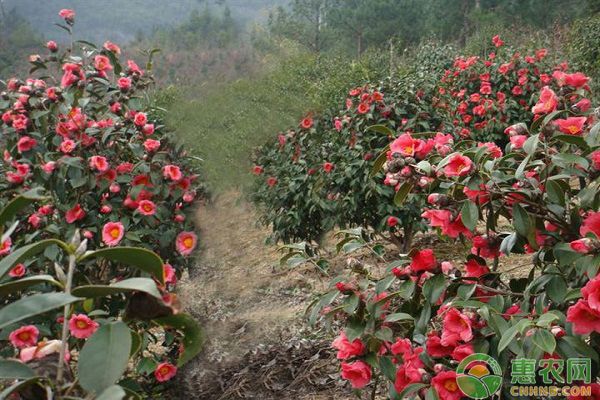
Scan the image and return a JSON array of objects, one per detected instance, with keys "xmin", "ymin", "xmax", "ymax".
[{"xmin": 3, "ymin": 0, "xmax": 287, "ymax": 43}]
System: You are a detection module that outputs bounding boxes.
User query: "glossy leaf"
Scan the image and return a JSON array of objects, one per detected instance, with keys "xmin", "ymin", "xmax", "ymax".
[
  {"xmin": 0, "ymin": 359, "xmax": 35, "ymax": 379},
  {"xmin": 0, "ymin": 275, "xmax": 62, "ymax": 296},
  {"xmin": 0, "ymin": 292, "xmax": 81, "ymax": 329},
  {"xmin": 154, "ymin": 313, "xmax": 203, "ymax": 366},
  {"xmin": 72, "ymin": 277, "xmax": 162, "ymax": 299},
  {"xmin": 80, "ymin": 247, "xmax": 164, "ymax": 284},
  {"xmin": 0, "ymin": 239, "xmax": 67, "ymax": 280}
]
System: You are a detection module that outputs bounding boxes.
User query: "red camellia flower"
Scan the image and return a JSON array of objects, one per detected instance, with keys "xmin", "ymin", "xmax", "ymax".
[
  {"xmin": 65, "ymin": 204, "xmax": 86, "ymax": 223},
  {"xmin": 532, "ymin": 86, "xmax": 558, "ymax": 114},
  {"xmin": 134, "ymin": 112, "xmax": 148, "ymax": 127},
  {"xmin": 431, "ymin": 370, "xmax": 464, "ymax": 400},
  {"xmin": 491, "ymin": 35, "xmax": 504, "ymax": 47},
  {"xmin": 553, "ymin": 71, "xmax": 589, "ymax": 88},
  {"xmin": 117, "ymin": 77, "xmax": 132, "ymax": 91},
  {"xmin": 9, "ymin": 325, "xmax": 39, "ymax": 348},
  {"xmin": 94, "ymin": 55, "xmax": 113, "ymax": 72},
  {"xmin": 8, "ymin": 263, "xmax": 26, "ymax": 278},
  {"xmin": 554, "ymin": 116, "xmax": 587, "ymax": 135},
  {"xmin": 58, "ymin": 9, "xmax": 75, "ymax": 20},
  {"xmin": 69, "ymin": 314, "xmax": 99, "ymax": 339},
  {"xmin": 89, "ymin": 155, "xmax": 109, "ymax": 172},
  {"xmin": 570, "ymin": 238, "xmax": 592, "ymax": 254},
  {"xmin": 154, "ymin": 362, "xmax": 177, "ymax": 382},
  {"xmin": 441, "ymin": 308, "xmax": 473, "ymax": 346},
  {"xmin": 102, "ymin": 221, "xmax": 125, "ymax": 246},
  {"xmin": 252, "ymin": 165, "xmax": 264, "ymax": 175},
  {"xmin": 582, "ymin": 275, "xmax": 600, "ymax": 312},
  {"xmin": 163, "ymin": 165, "xmax": 183, "ymax": 181},
  {"xmin": 409, "ymin": 249, "xmax": 437, "ymax": 273},
  {"xmin": 17, "ymin": 136, "xmax": 37, "ymax": 153},
  {"xmin": 387, "ymin": 216, "xmax": 399, "ymax": 227},
  {"xmin": 426, "ymin": 332, "xmax": 453, "ymax": 358},
  {"xmin": 300, "ymin": 117, "xmax": 313, "ymax": 129},
  {"xmin": 267, "ymin": 176, "xmax": 277, "ymax": 187},
  {"xmin": 340, "ymin": 360, "xmax": 371, "ymax": 389},
  {"xmin": 357, "ymin": 102, "xmax": 369, "ymax": 114},
  {"xmin": 580, "ymin": 212, "xmax": 600, "ymax": 238},
  {"xmin": 567, "ymin": 300, "xmax": 600, "ymax": 335},
  {"xmin": 163, "ymin": 263, "xmax": 177, "ymax": 286},
  {"xmin": 176, "ymin": 231, "xmax": 197, "ymax": 256},
  {"xmin": 103, "ymin": 41, "xmax": 121, "ymax": 54},
  {"xmin": 332, "ymin": 332, "xmax": 365, "ymax": 360},
  {"xmin": 46, "ymin": 40, "xmax": 58, "ymax": 52},
  {"xmin": 143, "ymin": 139, "xmax": 161, "ymax": 152},
  {"xmin": 59, "ymin": 139, "xmax": 76, "ymax": 154},
  {"xmin": 323, "ymin": 162, "xmax": 334, "ymax": 173},
  {"xmin": 137, "ymin": 200, "xmax": 156, "ymax": 216},
  {"xmin": 390, "ymin": 133, "xmax": 416, "ymax": 156},
  {"xmin": 443, "ymin": 154, "xmax": 473, "ymax": 177},
  {"xmin": 464, "ymin": 258, "xmax": 489, "ymax": 278}
]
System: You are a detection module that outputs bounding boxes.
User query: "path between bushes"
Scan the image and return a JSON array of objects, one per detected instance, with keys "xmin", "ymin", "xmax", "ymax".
[{"xmin": 170, "ymin": 192, "xmax": 354, "ymax": 399}]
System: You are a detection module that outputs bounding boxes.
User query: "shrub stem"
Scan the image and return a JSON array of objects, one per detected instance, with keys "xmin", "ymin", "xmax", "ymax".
[{"xmin": 57, "ymin": 253, "xmax": 76, "ymax": 384}]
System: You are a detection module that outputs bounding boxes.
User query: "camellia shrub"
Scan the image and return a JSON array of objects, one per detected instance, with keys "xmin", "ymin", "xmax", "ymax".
[
  {"xmin": 251, "ymin": 77, "xmax": 448, "ymax": 248},
  {"xmin": 0, "ymin": 10, "xmax": 202, "ymax": 398},
  {"xmin": 439, "ymin": 36, "xmax": 591, "ymax": 143},
  {"xmin": 310, "ymin": 71, "xmax": 600, "ymax": 398}
]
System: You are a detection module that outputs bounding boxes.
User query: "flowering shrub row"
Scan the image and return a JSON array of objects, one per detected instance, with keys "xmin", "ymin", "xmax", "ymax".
[
  {"xmin": 310, "ymin": 59, "xmax": 600, "ymax": 398},
  {"xmin": 0, "ymin": 10, "xmax": 202, "ymax": 397},
  {"xmin": 251, "ymin": 38, "xmax": 590, "ymax": 250}
]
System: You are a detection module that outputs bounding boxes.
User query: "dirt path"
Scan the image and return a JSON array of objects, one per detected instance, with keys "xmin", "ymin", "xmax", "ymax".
[{"xmin": 170, "ymin": 192, "xmax": 352, "ymax": 399}]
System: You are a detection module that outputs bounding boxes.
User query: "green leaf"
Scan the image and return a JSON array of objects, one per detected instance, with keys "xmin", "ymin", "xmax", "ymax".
[
  {"xmin": 532, "ymin": 329, "xmax": 556, "ymax": 354},
  {"xmin": 154, "ymin": 313, "xmax": 203, "ymax": 366},
  {"xmin": 369, "ymin": 144, "xmax": 390, "ymax": 177},
  {"xmin": 546, "ymin": 180, "xmax": 565, "ymax": 206},
  {"xmin": 72, "ymin": 278, "xmax": 162, "ymax": 299},
  {"xmin": 422, "ymin": 274, "xmax": 445, "ymax": 304},
  {"xmin": 523, "ymin": 134, "xmax": 539, "ymax": 155},
  {"xmin": 78, "ymin": 321, "xmax": 132, "ymax": 394},
  {"xmin": 551, "ymin": 153, "xmax": 589, "ymax": 169},
  {"xmin": 396, "ymin": 383, "xmax": 429, "ymax": 399},
  {"xmin": 393, "ymin": 182, "xmax": 413, "ymax": 206},
  {"xmin": 385, "ymin": 313, "xmax": 414, "ymax": 322},
  {"xmin": 80, "ymin": 247, "xmax": 164, "ymax": 284},
  {"xmin": 367, "ymin": 124, "xmax": 394, "ymax": 136},
  {"xmin": 0, "ymin": 359, "xmax": 36, "ymax": 379},
  {"xmin": 0, "ymin": 188, "xmax": 46, "ymax": 228},
  {"xmin": 0, "ymin": 377, "xmax": 41, "ymax": 399},
  {"xmin": 512, "ymin": 204, "xmax": 533, "ymax": 239},
  {"xmin": 461, "ymin": 200, "xmax": 479, "ymax": 231},
  {"xmin": 546, "ymin": 276, "xmax": 567, "ymax": 304},
  {"xmin": 379, "ymin": 356, "xmax": 397, "ymax": 382},
  {"xmin": 96, "ymin": 385, "xmax": 126, "ymax": 400},
  {"xmin": 0, "ymin": 239, "xmax": 67, "ymax": 280},
  {"xmin": 0, "ymin": 292, "xmax": 81, "ymax": 329},
  {"xmin": 498, "ymin": 319, "xmax": 531, "ymax": 353},
  {"xmin": 0, "ymin": 275, "xmax": 62, "ymax": 296}
]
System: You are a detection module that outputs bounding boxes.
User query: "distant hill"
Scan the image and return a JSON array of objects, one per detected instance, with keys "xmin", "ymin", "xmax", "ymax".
[{"xmin": 3, "ymin": 0, "xmax": 287, "ymax": 43}]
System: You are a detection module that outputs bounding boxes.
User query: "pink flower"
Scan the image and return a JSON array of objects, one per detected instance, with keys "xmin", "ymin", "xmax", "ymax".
[
  {"xmin": 9, "ymin": 325, "xmax": 39, "ymax": 348},
  {"xmin": 137, "ymin": 200, "xmax": 157, "ymax": 216},
  {"xmin": 103, "ymin": 41, "xmax": 121, "ymax": 54},
  {"xmin": 17, "ymin": 136, "xmax": 37, "ymax": 153},
  {"xmin": 390, "ymin": 133, "xmax": 416, "ymax": 156},
  {"xmin": 491, "ymin": 35, "xmax": 504, "ymax": 47},
  {"xmin": 554, "ymin": 71, "xmax": 589, "ymax": 88},
  {"xmin": 42, "ymin": 161, "xmax": 56, "ymax": 174},
  {"xmin": 142, "ymin": 123, "xmax": 155, "ymax": 135},
  {"xmin": 478, "ymin": 142, "xmax": 502, "ymax": 158},
  {"xmin": 340, "ymin": 361, "xmax": 371, "ymax": 389},
  {"xmin": 58, "ymin": 9, "xmax": 75, "ymax": 20},
  {"xmin": 567, "ymin": 300, "xmax": 600, "ymax": 335},
  {"xmin": 443, "ymin": 154, "xmax": 473, "ymax": 177},
  {"xmin": 554, "ymin": 117, "xmax": 587, "ymax": 135},
  {"xmin": 46, "ymin": 40, "xmax": 58, "ymax": 52},
  {"xmin": 0, "ymin": 237, "xmax": 11, "ymax": 256},
  {"xmin": 59, "ymin": 139, "xmax": 76, "ymax": 154},
  {"xmin": 176, "ymin": 231, "xmax": 197, "ymax": 256},
  {"xmin": 65, "ymin": 204, "xmax": 85, "ymax": 223},
  {"xmin": 332, "ymin": 332, "xmax": 365, "ymax": 360},
  {"xmin": 532, "ymin": 86, "xmax": 558, "ymax": 114},
  {"xmin": 69, "ymin": 314, "xmax": 99, "ymax": 339},
  {"xmin": 510, "ymin": 135, "xmax": 527, "ymax": 149},
  {"xmin": 94, "ymin": 55, "xmax": 113, "ymax": 72},
  {"xmin": 155, "ymin": 362, "xmax": 177, "ymax": 382},
  {"xmin": 134, "ymin": 112, "xmax": 148, "ymax": 127},
  {"xmin": 582, "ymin": 275, "xmax": 600, "ymax": 312},
  {"xmin": 323, "ymin": 162, "xmax": 334, "ymax": 173},
  {"xmin": 575, "ymin": 98, "xmax": 591, "ymax": 112},
  {"xmin": 163, "ymin": 264, "xmax": 177, "ymax": 285},
  {"xmin": 431, "ymin": 371, "xmax": 464, "ymax": 400},
  {"xmin": 570, "ymin": 238, "xmax": 592, "ymax": 254},
  {"xmin": 117, "ymin": 77, "xmax": 132, "ymax": 91},
  {"xmin": 144, "ymin": 139, "xmax": 161, "ymax": 152},
  {"xmin": 102, "ymin": 222, "xmax": 124, "ymax": 246},
  {"xmin": 441, "ymin": 308, "xmax": 473, "ymax": 346},
  {"xmin": 451, "ymin": 343, "xmax": 474, "ymax": 361},
  {"xmin": 163, "ymin": 165, "xmax": 183, "ymax": 181},
  {"xmin": 89, "ymin": 155, "xmax": 109, "ymax": 172},
  {"xmin": 464, "ymin": 258, "xmax": 489, "ymax": 278},
  {"xmin": 8, "ymin": 263, "xmax": 26, "ymax": 278},
  {"xmin": 426, "ymin": 332, "xmax": 453, "ymax": 358}
]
